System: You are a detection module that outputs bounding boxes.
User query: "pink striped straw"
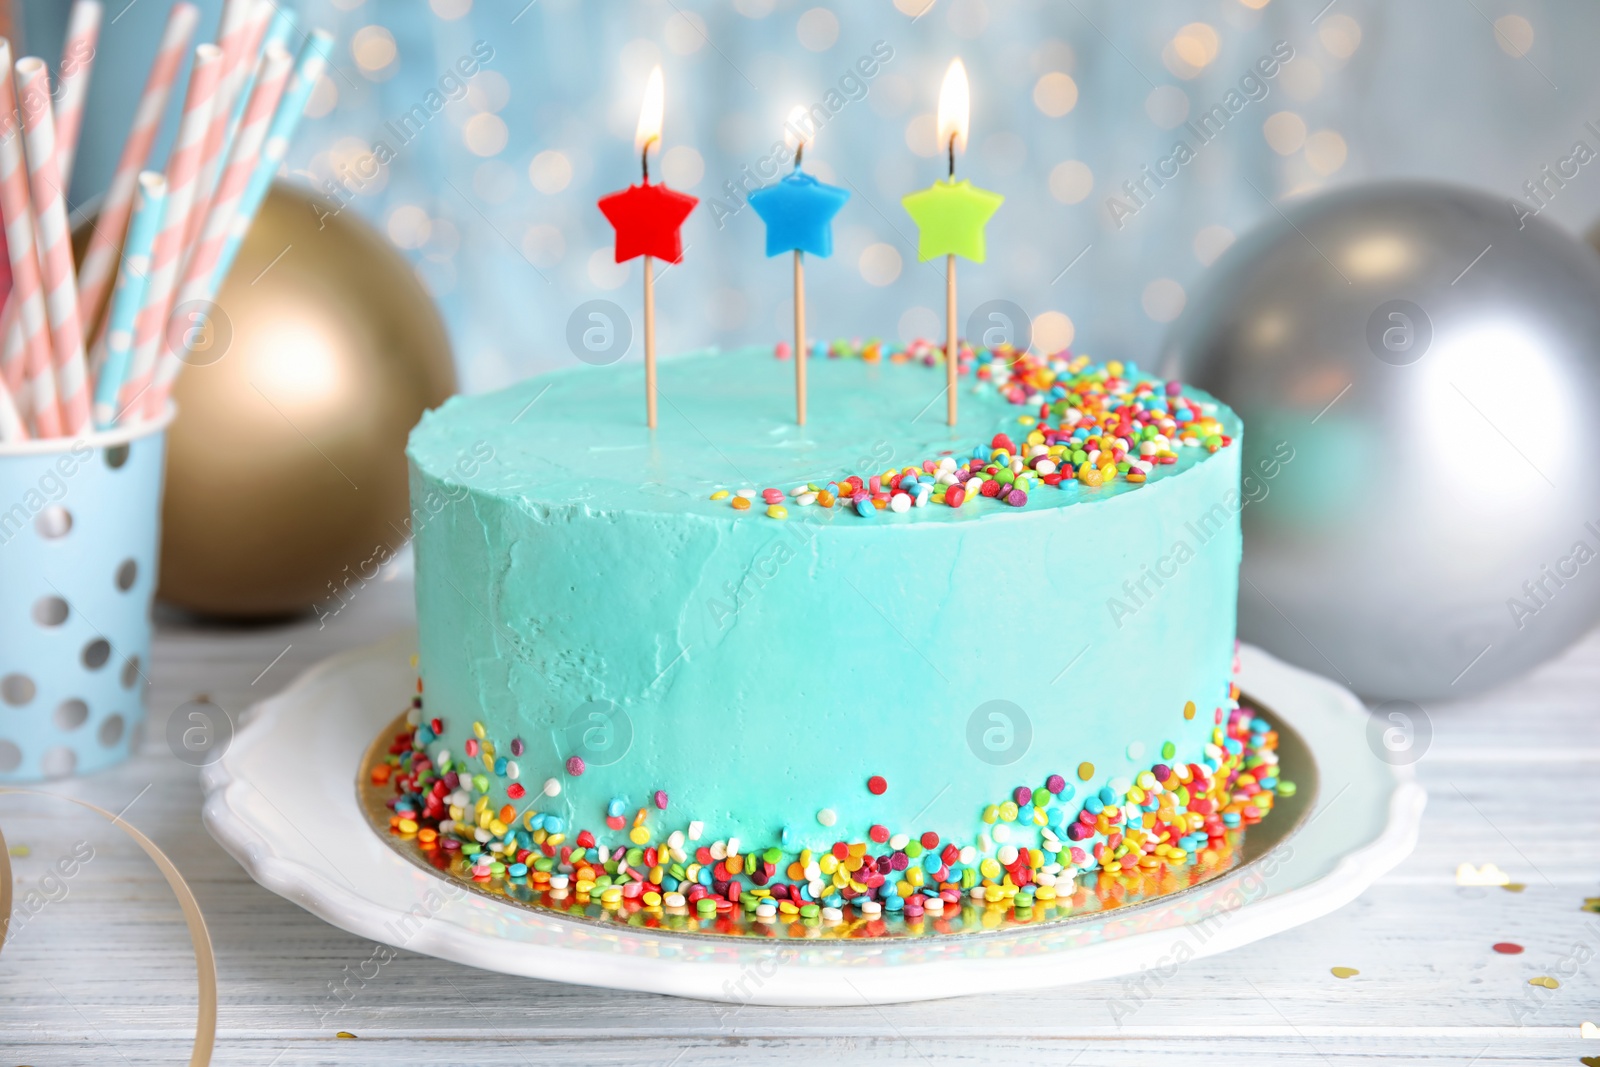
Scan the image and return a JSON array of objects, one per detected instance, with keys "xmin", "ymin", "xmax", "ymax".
[
  {"xmin": 184, "ymin": 0, "xmax": 263, "ymax": 257},
  {"xmin": 118, "ymin": 43, "xmax": 223, "ymax": 420},
  {"xmin": 147, "ymin": 40, "xmax": 292, "ymax": 418},
  {"xmin": 0, "ymin": 300, "xmax": 21, "ymax": 395},
  {"xmin": 0, "ymin": 376, "xmax": 24, "ymax": 441},
  {"xmin": 53, "ymin": 0, "xmax": 103, "ymax": 190},
  {"xmin": 76, "ymin": 2, "xmax": 199, "ymax": 339},
  {"xmin": 0, "ymin": 41, "xmax": 61, "ymax": 437},
  {"xmin": 0, "ymin": 1, "xmax": 101, "ymax": 403},
  {"xmin": 16, "ymin": 57, "xmax": 92, "ymax": 434}
]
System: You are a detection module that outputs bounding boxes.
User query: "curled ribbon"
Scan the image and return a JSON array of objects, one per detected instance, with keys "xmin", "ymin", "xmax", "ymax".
[{"xmin": 0, "ymin": 788, "xmax": 217, "ymax": 1066}]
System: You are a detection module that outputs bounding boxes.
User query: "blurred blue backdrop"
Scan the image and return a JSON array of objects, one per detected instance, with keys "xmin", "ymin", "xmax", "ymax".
[{"xmin": 21, "ymin": 0, "xmax": 1600, "ymax": 394}]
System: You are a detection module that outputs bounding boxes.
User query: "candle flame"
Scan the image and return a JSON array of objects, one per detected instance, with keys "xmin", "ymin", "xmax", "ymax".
[
  {"xmin": 783, "ymin": 104, "xmax": 815, "ymax": 154},
  {"xmin": 635, "ymin": 65, "xmax": 664, "ymax": 156},
  {"xmin": 937, "ymin": 58, "xmax": 970, "ymax": 158}
]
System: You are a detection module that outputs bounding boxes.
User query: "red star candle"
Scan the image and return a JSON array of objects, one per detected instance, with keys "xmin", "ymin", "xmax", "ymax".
[
  {"xmin": 901, "ymin": 59, "xmax": 1003, "ymax": 426},
  {"xmin": 598, "ymin": 66, "xmax": 697, "ymax": 430}
]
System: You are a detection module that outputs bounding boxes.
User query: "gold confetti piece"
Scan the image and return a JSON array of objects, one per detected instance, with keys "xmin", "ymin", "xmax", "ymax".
[
  {"xmin": 1455, "ymin": 862, "xmax": 1510, "ymax": 886},
  {"xmin": 1580, "ymin": 1021, "xmax": 1600, "ymax": 1039},
  {"xmin": 7, "ymin": 844, "xmax": 29, "ymax": 857},
  {"xmin": 1582, "ymin": 897, "xmax": 1600, "ymax": 914},
  {"xmin": 1528, "ymin": 976, "xmax": 1559, "ymax": 989},
  {"xmin": 1581, "ymin": 1058, "xmax": 1600, "ymax": 1067},
  {"xmin": 1330, "ymin": 966, "xmax": 1359, "ymax": 979},
  {"xmin": 337, "ymin": 1030, "xmax": 358, "ymax": 1039},
  {"xmin": 1501, "ymin": 883, "xmax": 1526, "ymax": 893}
]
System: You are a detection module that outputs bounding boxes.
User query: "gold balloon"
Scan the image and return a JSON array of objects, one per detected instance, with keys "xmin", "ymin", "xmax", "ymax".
[{"xmin": 156, "ymin": 183, "xmax": 455, "ymax": 617}]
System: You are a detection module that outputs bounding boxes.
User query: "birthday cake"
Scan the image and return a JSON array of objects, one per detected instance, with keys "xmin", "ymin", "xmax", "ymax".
[{"xmin": 395, "ymin": 342, "xmax": 1286, "ymax": 921}]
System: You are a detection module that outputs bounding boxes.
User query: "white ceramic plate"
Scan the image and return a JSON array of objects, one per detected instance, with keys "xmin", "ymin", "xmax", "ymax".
[{"xmin": 201, "ymin": 631, "xmax": 1425, "ymax": 1006}]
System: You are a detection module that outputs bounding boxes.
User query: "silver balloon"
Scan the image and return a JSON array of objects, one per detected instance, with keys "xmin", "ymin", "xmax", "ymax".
[{"xmin": 1164, "ymin": 181, "xmax": 1600, "ymax": 701}]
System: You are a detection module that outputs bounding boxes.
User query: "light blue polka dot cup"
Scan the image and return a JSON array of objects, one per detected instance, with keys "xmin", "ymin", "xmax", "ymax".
[{"xmin": 0, "ymin": 407, "xmax": 172, "ymax": 780}]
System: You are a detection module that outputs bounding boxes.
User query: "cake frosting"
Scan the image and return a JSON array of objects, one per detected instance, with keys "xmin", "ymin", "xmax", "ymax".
[{"xmin": 405, "ymin": 344, "xmax": 1256, "ymax": 897}]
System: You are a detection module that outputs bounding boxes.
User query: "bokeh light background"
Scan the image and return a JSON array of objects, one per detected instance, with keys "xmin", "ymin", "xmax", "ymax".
[{"xmin": 23, "ymin": 0, "xmax": 1599, "ymax": 393}]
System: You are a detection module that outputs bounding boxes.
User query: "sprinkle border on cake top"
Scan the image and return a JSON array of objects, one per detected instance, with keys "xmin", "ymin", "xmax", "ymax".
[
  {"xmin": 707, "ymin": 340, "xmax": 1234, "ymax": 520},
  {"xmin": 372, "ymin": 668, "xmax": 1291, "ymax": 929}
]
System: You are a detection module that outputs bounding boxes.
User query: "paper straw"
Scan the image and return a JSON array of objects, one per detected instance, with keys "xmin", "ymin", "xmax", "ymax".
[
  {"xmin": 93, "ymin": 172, "xmax": 165, "ymax": 429},
  {"xmin": 145, "ymin": 41, "xmax": 291, "ymax": 418},
  {"xmin": 0, "ymin": 300, "xmax": 44, "ymax": 434},
  {"xmin": 76, "ymin": 2, "xmax": 199, "ymax": 339},
  {"xmin": 0, "ymin": 372, "xmax": 25, "ymax": 441},
  {"xmin": 17, "ymin": 57, "xmax": 93, "ymax": 434},
  {"xmin": 53, "ymin": 0, "xmax": 102, "ymax": 190},
  {"xmin": 117, "ymin": 43, "xmax": 222, "ymax": 419},
  {"xmin": 263, "ymin": 7, "xmax": 299, "ymax": 54},
  {"xmin": 0, "ymin": 300, "xmax": 21, "ymax": 395},
  {"xmin": 185, "ymin": 0, "xmax": 262, "ymax": 257},
  {"xmin": 216, "ymin": 3, "xmax": 293, "ymax": 188},
  {"xmin": 0, "ymin": 42, "xmax": 62, "ymax": 437},
  {"xmin": 213, "ymin": 30, "xmax": 332, "ymax": 290}
]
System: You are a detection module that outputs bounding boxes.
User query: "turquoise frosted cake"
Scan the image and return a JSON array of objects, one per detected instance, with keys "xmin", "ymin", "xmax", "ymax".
[{"xmin": 396, "ymin": 342, "xmax": 1285, "ymax": 922}]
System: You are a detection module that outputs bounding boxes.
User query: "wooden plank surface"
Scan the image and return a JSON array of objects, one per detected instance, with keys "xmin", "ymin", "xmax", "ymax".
[{"xmin": 2, "ymin": 571, "xmax": 1597, "ymax": 1065}]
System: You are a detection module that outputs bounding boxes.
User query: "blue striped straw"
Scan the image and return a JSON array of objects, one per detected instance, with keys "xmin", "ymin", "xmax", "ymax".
[
  {"xmin": 212, "ymin": 29, "xmax": 331, "ymax": 291},
  {"xmin": 93, "ymin": 172, "xmax": 167, "ymax": 428},
  {"xmin": 263, "ymin": 8, "xmax": 300, "ymax": 53}
]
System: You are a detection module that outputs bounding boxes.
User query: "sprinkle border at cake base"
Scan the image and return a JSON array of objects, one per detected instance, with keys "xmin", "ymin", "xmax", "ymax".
[{"xmin": 359, "ymin": 682, "xmax": 1313, "ymax": 942}]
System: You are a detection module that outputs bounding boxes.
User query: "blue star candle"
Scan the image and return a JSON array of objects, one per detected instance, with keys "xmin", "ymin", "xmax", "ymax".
[{"xmin": 748, "ymin": 108, "xmax": 849, "ymax": 425}]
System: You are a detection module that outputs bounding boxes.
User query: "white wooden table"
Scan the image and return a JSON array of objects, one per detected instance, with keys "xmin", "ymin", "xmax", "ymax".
[{"xmin": 3, "ymin": 569, "xmax": 1597, "ymax": 1065}]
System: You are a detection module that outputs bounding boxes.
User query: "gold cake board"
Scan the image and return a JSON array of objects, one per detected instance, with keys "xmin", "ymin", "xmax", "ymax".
[{"xmin": 356, "ymin": 694, "xmax": 1316, "ymax": 943}]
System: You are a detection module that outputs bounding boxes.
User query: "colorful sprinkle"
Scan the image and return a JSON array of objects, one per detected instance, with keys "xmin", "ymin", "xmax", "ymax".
[
  {"xmin": 1330, "ymin": 967, "xmax": 1359, "ymax": 979},
  {"xmin": 383, "ymin": 670, "xmax": 1280, "ymax": 933},
  {"xmin": 706, "ymin": 347, "xmax": 1232, "ymax": 523},
  {"xmin": 1492, "ymin": 942, "xmax": 1524, "ymax": 954}
]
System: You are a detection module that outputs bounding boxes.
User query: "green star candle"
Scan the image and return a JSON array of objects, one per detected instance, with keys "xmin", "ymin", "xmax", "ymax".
[{"xmin": 902, "ymin": 59, "xmax": 1003, "ymax": 426}]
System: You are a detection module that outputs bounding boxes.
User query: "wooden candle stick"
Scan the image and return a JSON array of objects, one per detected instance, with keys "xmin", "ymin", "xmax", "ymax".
[
  {"xmin": 643, "ymin": 254, "xmax": 656, "ymax": 429},
  {"xmin": 793, "ymin": 251, "xmax": 806, "ymax": 425},
  {"xmin": 945, "ymin": 254, "xmax": 957, "ymax": 425}
]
